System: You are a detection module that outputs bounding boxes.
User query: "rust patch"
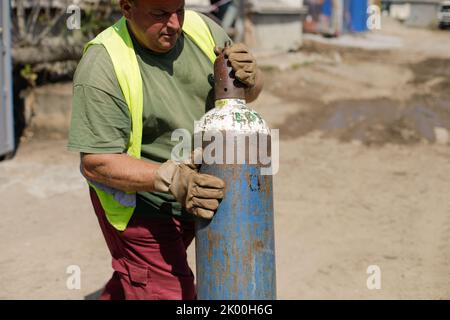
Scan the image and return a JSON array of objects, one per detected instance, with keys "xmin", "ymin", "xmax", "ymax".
[
  {"xmin": 254, "ymin": 240, "xmax": 265, "ymax": 251},
  {"xmin": 207, "ymin": 232, "xmax": 223, "ymax": 264}
]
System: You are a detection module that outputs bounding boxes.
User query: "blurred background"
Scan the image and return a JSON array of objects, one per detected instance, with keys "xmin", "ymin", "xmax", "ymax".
[{"xmin": 0, "ymin": 0, "xmax": 449, "ymax": 299}]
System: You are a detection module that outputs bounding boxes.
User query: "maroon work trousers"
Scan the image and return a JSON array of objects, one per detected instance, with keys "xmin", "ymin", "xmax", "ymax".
[{"xmin": 89, "ymin": 188, "xmax": 196, "ymax": 300}]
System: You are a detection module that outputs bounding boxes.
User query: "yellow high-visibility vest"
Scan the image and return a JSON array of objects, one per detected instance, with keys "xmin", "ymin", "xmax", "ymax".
[{"xmin": 83, "ymin": 11, "xmax": 216, "ymax": 231}]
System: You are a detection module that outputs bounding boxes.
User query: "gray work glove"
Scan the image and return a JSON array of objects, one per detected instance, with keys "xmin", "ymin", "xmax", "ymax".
[{"xmin": 153, "ymin": 156, "xmax": 225, "ymax": 220}]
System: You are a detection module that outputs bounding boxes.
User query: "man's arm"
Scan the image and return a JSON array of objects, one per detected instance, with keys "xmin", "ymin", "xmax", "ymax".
[
  {"xmin": 81, "ymin": 152, "xmax": 226, "ymax": 219},
  {"xmin": 81, "ymin": 153, "xmax": 159, "ymax": 193}
]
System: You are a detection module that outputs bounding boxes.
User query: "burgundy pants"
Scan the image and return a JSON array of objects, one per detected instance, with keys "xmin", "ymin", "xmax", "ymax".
[{"xmin": 89, "ymin": 188, "xmax": 196, "ymax": 300}]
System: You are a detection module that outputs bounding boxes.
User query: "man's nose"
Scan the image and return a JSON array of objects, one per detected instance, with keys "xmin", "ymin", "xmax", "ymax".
[{"xmin": 167, "ymin": 12, "xmax": 182, "ymax": 30}]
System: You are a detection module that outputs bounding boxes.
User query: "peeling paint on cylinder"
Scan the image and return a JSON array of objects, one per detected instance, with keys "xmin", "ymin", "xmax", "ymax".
[{"xmin": 195, "ymin": 163, "xmax": 276, "ymax": 300}]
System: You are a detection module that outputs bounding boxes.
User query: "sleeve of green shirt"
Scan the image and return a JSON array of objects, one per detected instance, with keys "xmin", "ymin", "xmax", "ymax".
[{"xmin": 68, "ymin": 45, "xmax": 131, "ymax": 154}]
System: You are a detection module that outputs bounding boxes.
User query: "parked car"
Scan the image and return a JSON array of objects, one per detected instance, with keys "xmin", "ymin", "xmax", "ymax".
[{"xmin": 438, "ymin": 1, "xmax": 450, "ymax": 29}]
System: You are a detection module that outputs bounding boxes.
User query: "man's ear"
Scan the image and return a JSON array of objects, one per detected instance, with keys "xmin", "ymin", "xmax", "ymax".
[{"xmin": 119, "ymin": 0, "xmax": 133, "ymax": 19}]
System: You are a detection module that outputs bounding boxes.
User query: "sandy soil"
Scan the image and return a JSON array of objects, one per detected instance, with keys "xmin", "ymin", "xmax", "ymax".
[{"xmin": 1, "ymin": 17, "xmax": 449, "ymax": 299}]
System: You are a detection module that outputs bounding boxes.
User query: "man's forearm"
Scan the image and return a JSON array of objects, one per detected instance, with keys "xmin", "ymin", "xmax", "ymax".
[
  {"xmin": 245, "ymin": 68, "xmax": 264, "ymax": 103},
  {"xmin": 81, "ymin": 153, "xmax": 160, "ymax": 193}
]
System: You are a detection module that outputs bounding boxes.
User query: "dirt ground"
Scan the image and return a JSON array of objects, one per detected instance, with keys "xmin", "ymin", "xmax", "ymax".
[{"xmin": 1, "ymin": 17, "xmax": 450, "ymax": 299}]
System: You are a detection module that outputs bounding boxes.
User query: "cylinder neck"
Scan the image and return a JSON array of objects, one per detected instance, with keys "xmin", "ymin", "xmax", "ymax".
[{"xmin": 214, "ymin": 44, "xmax": 246, "ymax": 101}]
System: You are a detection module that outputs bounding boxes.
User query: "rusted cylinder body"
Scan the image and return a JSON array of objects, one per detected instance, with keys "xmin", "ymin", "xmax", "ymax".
[{"xmin": 194, "ymin": 49, "xmax": 276, "ymax": 300}]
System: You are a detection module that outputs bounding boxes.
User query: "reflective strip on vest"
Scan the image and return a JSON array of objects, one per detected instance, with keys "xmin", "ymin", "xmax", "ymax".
[{"xmin": 82, "ymin": 10, "xmax": 216, "ymax": 231}]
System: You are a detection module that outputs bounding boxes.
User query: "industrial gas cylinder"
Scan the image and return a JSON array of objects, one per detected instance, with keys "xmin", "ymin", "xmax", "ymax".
[{"xmin": 194, "ymin": 43, "xmax": 276, "ymax": 300}]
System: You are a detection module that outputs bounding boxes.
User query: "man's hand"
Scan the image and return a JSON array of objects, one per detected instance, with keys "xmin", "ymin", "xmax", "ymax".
[
  {"xmin": 214, "ymin": 43, "xmax": 263, "ymax": 102},
  {"xmin": 215, "ymin": 43, "xmax": 257, "ymax": 88},
  {"xmin": 153, "ymin": 160, "xmax": 225, "ymax": 219}
]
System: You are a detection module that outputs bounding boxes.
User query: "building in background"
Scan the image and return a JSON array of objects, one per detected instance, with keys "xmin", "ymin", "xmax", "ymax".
[
  {"xmin": 245, "ymin": 0, "xmax": 308, "ymax": 52},
  {"xmin": 185, "ymin": 0, "xmax": 212, "ymax": 12}
]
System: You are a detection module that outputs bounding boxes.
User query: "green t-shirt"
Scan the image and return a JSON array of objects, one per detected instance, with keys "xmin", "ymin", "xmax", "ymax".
[{"xmin": 68, "ymin": 14, "xmax": 231, "ymax": 219}]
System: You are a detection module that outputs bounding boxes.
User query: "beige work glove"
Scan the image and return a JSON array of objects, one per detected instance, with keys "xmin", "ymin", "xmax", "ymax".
[
  {"xmin": 215, "ymin": 43, "xmax": 257, "ymax": 88},
  {"xmin": 153, "ymin": 158, "xmax": 226, "ymax": 219}
]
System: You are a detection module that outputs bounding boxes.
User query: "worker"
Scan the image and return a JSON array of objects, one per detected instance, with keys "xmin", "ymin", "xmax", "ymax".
[{"xmin": 68, "ymin": 0, "xmax": 264, "ymax": 300}]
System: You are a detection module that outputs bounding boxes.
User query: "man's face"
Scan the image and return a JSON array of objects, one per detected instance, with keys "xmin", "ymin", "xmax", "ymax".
[{"xmin": 121, "ymin": 0, "xmax": 185, "ymax": 53}]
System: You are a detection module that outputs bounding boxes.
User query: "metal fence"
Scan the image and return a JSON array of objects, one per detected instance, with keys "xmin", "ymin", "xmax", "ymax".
[{"xmin": 1, "ymin": 0, "xmax": 15, "ymax": 157}]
